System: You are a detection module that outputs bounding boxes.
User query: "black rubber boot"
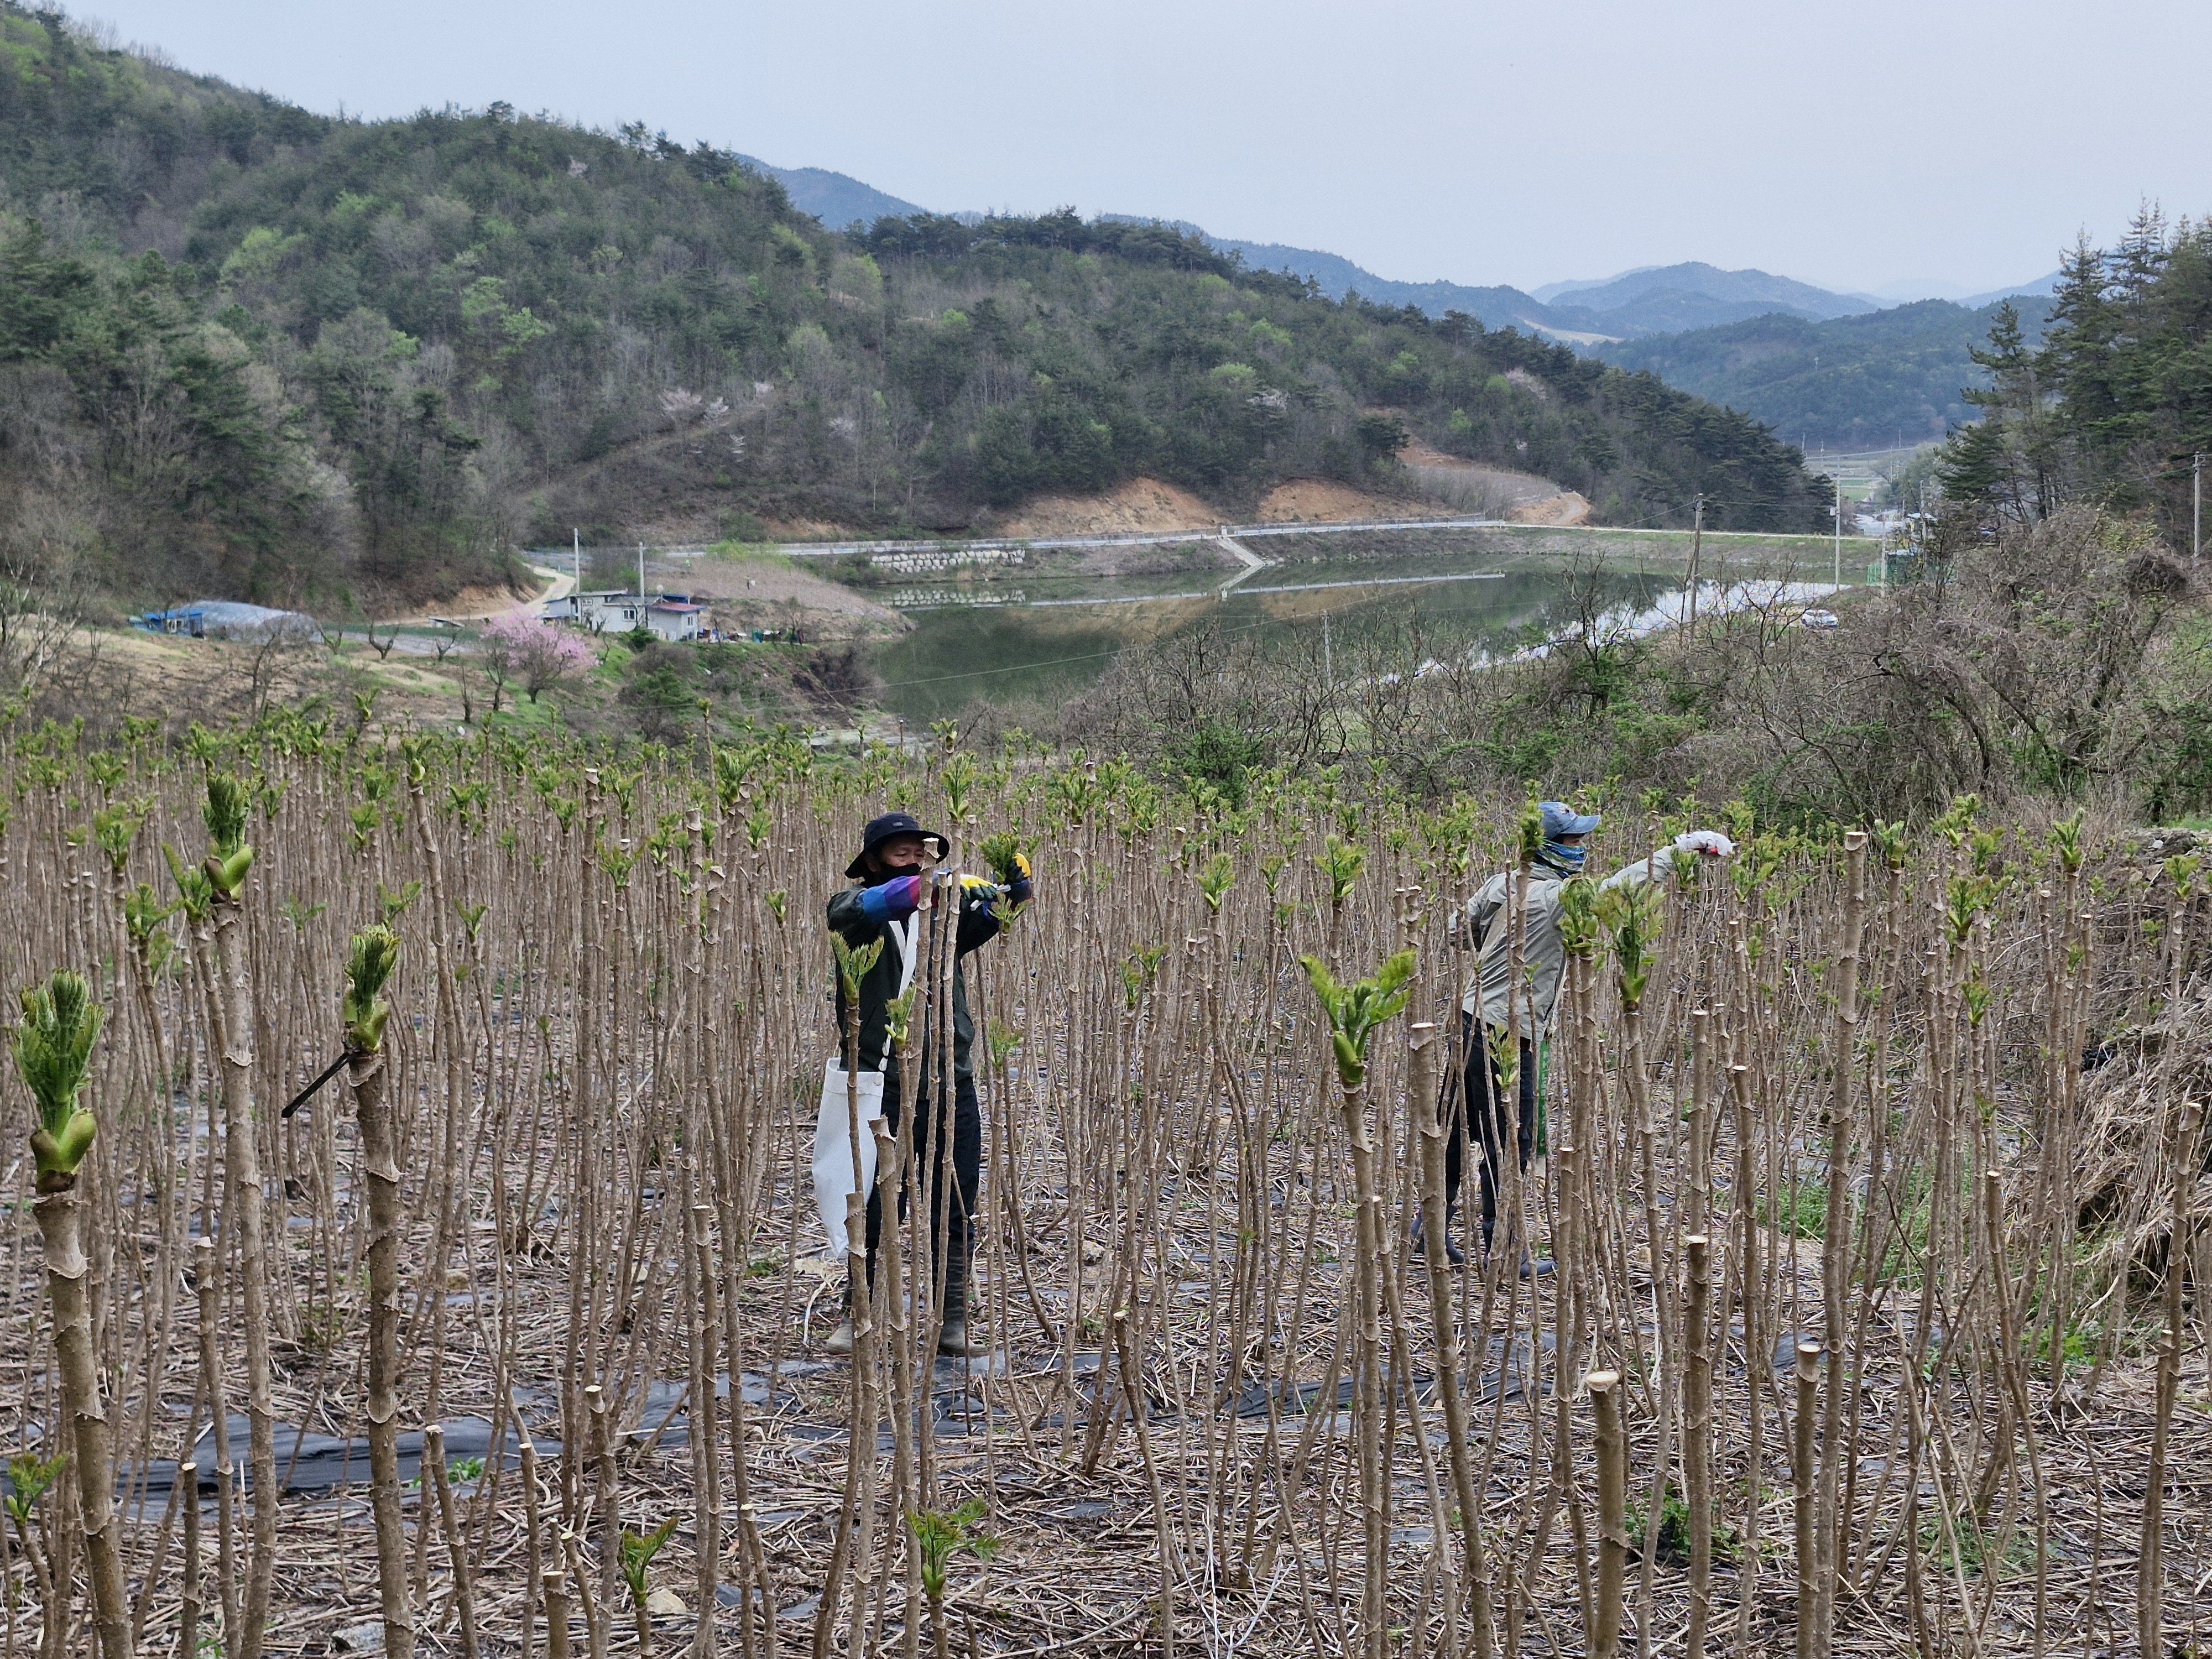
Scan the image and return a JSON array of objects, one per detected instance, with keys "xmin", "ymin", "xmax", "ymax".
[
  {"xmin": 1479, "ymin": 1232, "xmax": 1554, "ymax": 1279},
  {"xmin": 935, "ymin": 1266, "xmax": 988, "ymax": 1358},
  {"xmin": 1410, "ymin": 1203, "xmax": 1466, "ymax": 1266}
]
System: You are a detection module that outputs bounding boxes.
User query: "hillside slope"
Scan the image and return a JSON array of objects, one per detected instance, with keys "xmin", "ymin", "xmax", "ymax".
[
  {"xmin": 1596, "ymin": 296, "xmax": 2055, "ymax": 450},
  {"xmin": 0, "ymin": 3, "xmax": 1834, "ymax": 614}
]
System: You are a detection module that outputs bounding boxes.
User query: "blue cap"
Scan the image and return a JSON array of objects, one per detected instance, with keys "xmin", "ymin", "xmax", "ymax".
[{"xmin": 1540, "ymin": 801, "xmax": 1601, "ymax": 839}]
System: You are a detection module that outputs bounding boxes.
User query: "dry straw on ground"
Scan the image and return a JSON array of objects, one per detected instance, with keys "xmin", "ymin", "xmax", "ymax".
[{"xmin": 0, "ymin": 717, "xmax": 2204, "ymax": 1659}]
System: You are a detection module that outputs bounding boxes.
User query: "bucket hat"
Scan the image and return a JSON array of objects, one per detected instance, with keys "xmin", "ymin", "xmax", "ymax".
[{"xmin": 846, "ymin": 810, "xmax": 948, "ymax": 878}]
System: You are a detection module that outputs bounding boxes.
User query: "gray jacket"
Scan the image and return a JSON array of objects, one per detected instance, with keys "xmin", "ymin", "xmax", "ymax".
[{"xmin": 1458, "ymin": 847, "xmax": 1684, "ymax": 1038}]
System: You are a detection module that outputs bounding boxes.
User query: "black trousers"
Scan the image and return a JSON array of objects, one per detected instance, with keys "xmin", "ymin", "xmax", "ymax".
[
  {"xmin": 1442, "ymin": 1015, "xmax": 1537, "ymax": 1248},
  {"xmin": 862, "ymin": 1068, "xmax": 982, "ymax": 1297}
]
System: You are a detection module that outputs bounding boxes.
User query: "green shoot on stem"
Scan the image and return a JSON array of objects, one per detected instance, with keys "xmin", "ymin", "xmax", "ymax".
[
  {"xmin": 1298, "ymin": 950, "xmax": 1416, "ymax": 1090},
  {"xmin": 14, "ymin": 969, "xmax": 102, "ymax": 1186},
  {"xmin": 344, "ymin": 926, "xmax": 400, "ymax": 1053}
]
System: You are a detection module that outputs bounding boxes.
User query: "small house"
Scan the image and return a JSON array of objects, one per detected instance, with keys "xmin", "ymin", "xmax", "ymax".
[
  {"xmin": 541, "ymin": 589, "xmax": 630, "ymax": 629},
  {"xmin": 644, "ymin": 599, "xmax": 707, "ymax": 641},
  {"xmin": 544, "ymin": 590, "xmax": 707, "ymax": 637}
]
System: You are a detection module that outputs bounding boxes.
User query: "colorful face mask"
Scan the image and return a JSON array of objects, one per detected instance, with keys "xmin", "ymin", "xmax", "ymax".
[{"xmin": 1542, "ymin": 840, "xmax": 1588, "ymax": 870}]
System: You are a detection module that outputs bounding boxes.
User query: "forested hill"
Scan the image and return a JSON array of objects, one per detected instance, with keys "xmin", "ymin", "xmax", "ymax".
[
  {"xmin": 1937, "ymin": 212, "xmax": 2212, "ymax": 547},
  {"xmin": 1597, "ymin": 296, "xmax": 2054, "ymax": 451},
  {"xmin": 0, "ymin": 6, "xmax": 1831, "ymax": 611}
]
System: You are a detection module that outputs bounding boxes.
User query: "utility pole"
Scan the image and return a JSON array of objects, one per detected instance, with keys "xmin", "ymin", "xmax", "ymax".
[
  {"xmin": 2194, "ymin": 452, "xmax": 2203, "ymax": 561},
  {"xmin": 1833, "ymin": 477, "xmax": 1843, "ymax": 590},
  {"xmin": 1685, "ymin": 493, "xmax": 1704, "ymax": 641},
  {"xmin": 638, "ymin": 541, "xmax": 647, "ymax": 603},
  {"xmin": 572, "ymin": 528, "xmax": 581, "ymax": 617}
]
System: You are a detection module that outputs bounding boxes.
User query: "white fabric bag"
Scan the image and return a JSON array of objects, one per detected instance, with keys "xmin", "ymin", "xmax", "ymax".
[
  {"xmin": 811, "ymin": 913, "xmax": 920, "ymax": 1258},
  {"xmin": 812, "ymin": 1062, "xmax": 885, "ymax": 1259}
]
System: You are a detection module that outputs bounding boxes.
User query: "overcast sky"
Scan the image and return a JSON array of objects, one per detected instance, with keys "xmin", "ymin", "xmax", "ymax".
[{"xmin": 84, "ymin": 0, "xmax": 2207, "ymax": 298}]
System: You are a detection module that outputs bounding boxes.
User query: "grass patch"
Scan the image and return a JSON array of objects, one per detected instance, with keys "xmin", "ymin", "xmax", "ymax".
[
  {"xmin": 1626, "ymin": 1482, "xmax": 1737, "ymax": 1564},
  {"xmin": 482, "ymin": 695, "xmax": 568, "ymax": 733},
  {"xmin": 2028, "ymin": 1326, "xmax": 2094, "ymax": 1374},
  {"xmin": 706, "ymin": 538, "xmax": 795, "ymax": 570},
  {"xmin": 1762, "ymin": 1183, "xmax": 1829, "ymax": 1240},
  {"xmin": 1921, "ymin": 1510, "xmax": 2034, "ymax": 1579}
]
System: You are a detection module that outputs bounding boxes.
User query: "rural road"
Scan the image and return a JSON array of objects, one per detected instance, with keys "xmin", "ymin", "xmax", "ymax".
[
  {"xmin": 375, "ymin": 565, "xmax": 572, "ymax": 654},
  {"xmin": 764, "ymin": 515, "xmax": 1509, "ymax": 559}
]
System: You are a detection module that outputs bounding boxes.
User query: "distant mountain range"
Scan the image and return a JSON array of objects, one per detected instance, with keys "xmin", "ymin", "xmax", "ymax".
[
  {"xmin": 735, "ymin": 152, "xmax": 2056, "ymax": 346},
  {"xmin": 735, "ymin": 152, "xmax": 2059, "ymax": 447},
  {"xmin": 1859, "ymin": 272, "xmax": 2065, "ymax": 307},
  {"xmin": 732, "ymin": 154, "xmax": 926, "ymax": 230},
  {"xmin": 1534, "ymin": 262, "xmax": 1876, "ymax": 319},
  {"xmin": 1117, "ymin": 223, "xmax": 1575, "ymax": 336},
  {"xmin": 1954, "ymin": 272, "xmax": 2063, "ymax": 308}
]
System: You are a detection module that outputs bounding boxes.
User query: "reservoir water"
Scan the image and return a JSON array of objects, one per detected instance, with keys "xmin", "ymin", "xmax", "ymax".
[{"xmin": 861, "ymin": 528, "xmax": 1860, "ymax": 722}]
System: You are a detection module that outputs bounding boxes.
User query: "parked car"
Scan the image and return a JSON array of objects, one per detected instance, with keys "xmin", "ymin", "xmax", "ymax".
[{"xmin": 1798, "ymin": 608, "xmax": 1841, "ymax": 631}]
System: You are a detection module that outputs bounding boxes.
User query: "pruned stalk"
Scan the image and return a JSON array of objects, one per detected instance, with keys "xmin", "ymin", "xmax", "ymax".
[
  {"xmin": 1684, "ymin": 1234, "xmax": 1713, "ymax": 1659},
  {"xmin": 1728, "ymin": 1059, "xmax": 1763, "ymax": 1651},
  {"xmin": 817, "ymin": 927, "xmax": 887, "ymax": 1659},
  {"xmin": 1815, "ymin": 830, "xmax": 1866, "ymax": 1658},
  {"xmin": 14, "ymin": 970, "xmax": 132, "ymax": 1659},
  {"xmin": 343, "ymin": 925, "xmax": 413, "ymax": 1659},
  {"xmin": 179, "ymin": 1460, "xmax": 202, "ymax": 1659},
  {"xmin": 1587, "ymin": 1370, "xmax": 1625, "ymax": 1659},
  {"xmin": 2140, "ymin": 1099, "xmax": 2200, "ymax": 1659},
  {"xmin": 686, "ymin": 1206, "xmax": 722, "ymax": 1659},
  {"xmin": 1412, "ymin": 1013, "xmax": 1496, "ymax": 1658},
  {"xmin": 1793, "ymin": 1341, "xmax": 1820, "ymax": 1659},
  {"xmin": 191, "ymin": 1235, "xmax": 242, "ymax": 1659},
  {"xmin": 521, "ymin": 1439, "xmax": 545, "ymax": 1659},
  {"xmin": 589, "ymin": 1385, "xmax": 618, "ymax": 1659},
  {"xmin": 425, "ymin": 1424, "xmax": 483, "ymax": 1659},
  {"xmin": 190, "ymin": 773, "xmax": 277, "ymax": 1659},
  {"xmin": 544, "ymin": 1566, "xmax": 571, "ymax": 1659},
  {"xmin": 1298, "ymin": 945, "xmax": 1413, "ymax": 1659}
]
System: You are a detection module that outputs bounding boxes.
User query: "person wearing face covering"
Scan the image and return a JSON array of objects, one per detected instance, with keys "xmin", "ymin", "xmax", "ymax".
[
  {"xmin": 822, "ymin": 812, "xmax": 1033, "ymax": 1357},
  {"xmin": 1417, "ymin": 801, "xmax": 1734, "ymax": 1275}
]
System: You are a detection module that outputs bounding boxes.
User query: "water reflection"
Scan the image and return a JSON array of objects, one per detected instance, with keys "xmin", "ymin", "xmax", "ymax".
[
  {"xmin": 869, "ymin": 554, "xmax": 1844, "ymax": 722},
  {"xmin": 1485, "ymin": 580, "xmax": 1843, "ymax": 666}
]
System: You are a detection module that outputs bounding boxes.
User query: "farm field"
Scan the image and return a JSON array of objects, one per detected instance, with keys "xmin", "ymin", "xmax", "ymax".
[{"xmin": 0, "ymin": 722, "xmax": 2205, "ymax": 1659}]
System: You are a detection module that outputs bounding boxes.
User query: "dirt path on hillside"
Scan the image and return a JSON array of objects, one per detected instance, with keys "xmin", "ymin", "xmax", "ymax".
[
  {"xmin": 653, "ymin": 549, "xmax": 908, "ymax": 635},
  {"xmin": 385, "ymin": 566, "xmax": 568, "ymax": 625},
  {"xmin": 1396, "ymin": 440, "xmax": 1592, "ymax": 524},
  {"xmin": 1000, "ymin": 474, "xmax": 1480, "ymax": 538}
]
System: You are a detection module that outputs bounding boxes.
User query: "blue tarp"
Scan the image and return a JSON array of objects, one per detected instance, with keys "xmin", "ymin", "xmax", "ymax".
[{"xmin": 133, "ymin": 601, "xmax": 321, "ymax": 643}]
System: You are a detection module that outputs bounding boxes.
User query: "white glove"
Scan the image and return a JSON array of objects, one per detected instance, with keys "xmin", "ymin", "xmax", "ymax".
[{"xmin": 1674, "ymin": 830, "xmax": 1736, "ymax": 858}]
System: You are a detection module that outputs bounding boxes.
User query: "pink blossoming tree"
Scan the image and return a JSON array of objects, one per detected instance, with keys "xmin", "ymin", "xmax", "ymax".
[{"xmin": 478, "ymin": 614, "xmax": 594, "ymax": 709}]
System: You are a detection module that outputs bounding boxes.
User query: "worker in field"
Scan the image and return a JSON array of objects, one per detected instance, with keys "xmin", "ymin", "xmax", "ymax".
[
  {"xmin": 1421, "ymin": 802, "xmax": 1734, "ymax": 1275},
  {"xmin": 820, "ymin": 811, "xmax": 1032, "ymax": 1358}
]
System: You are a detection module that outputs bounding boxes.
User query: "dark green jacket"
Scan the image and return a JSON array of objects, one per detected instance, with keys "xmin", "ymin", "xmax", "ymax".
[{"xmin": 826, "ymin": 874, "xmax": 1012, "ymax": 1081}]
